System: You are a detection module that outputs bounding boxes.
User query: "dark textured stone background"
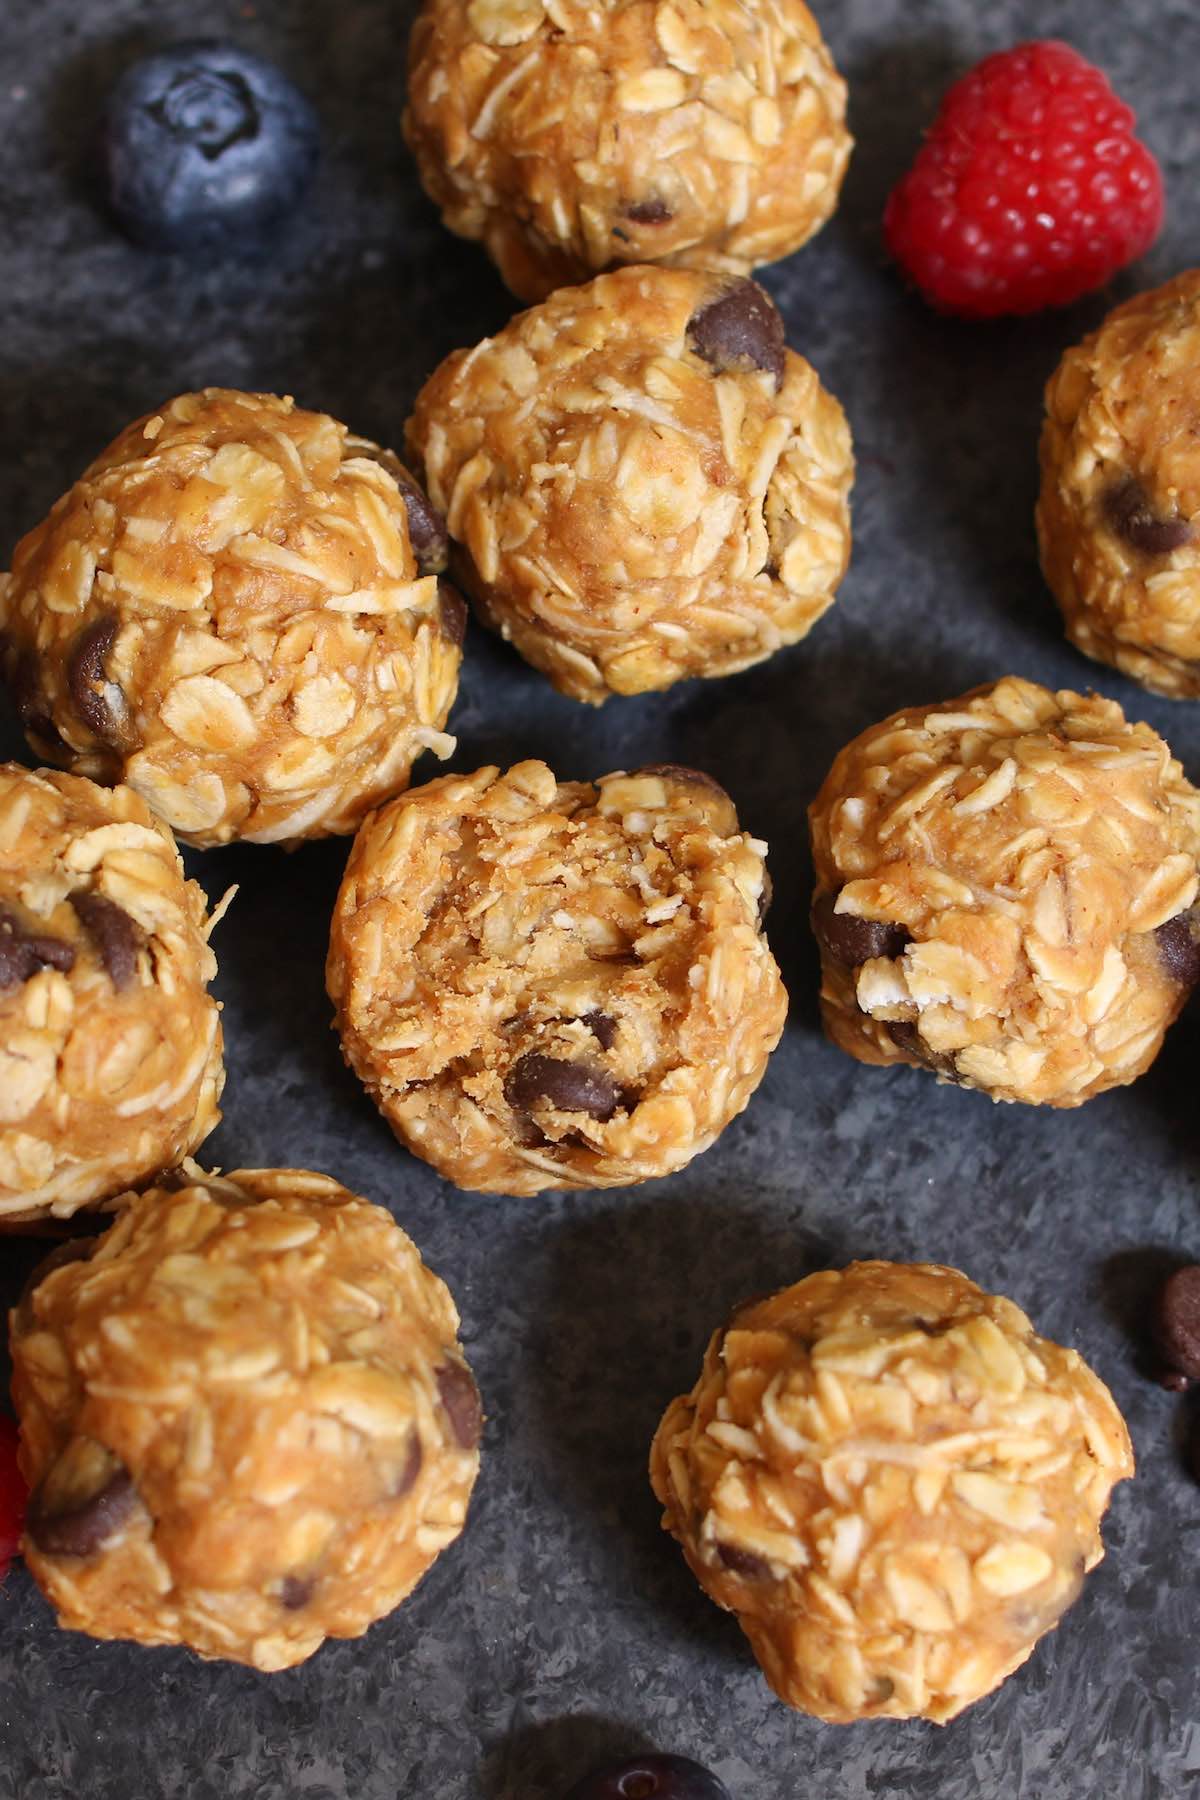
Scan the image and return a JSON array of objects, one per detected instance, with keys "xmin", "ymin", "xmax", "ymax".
[{"xmin": 1, "ymin": 1, "xmax": 1198, "ymax": 1795}]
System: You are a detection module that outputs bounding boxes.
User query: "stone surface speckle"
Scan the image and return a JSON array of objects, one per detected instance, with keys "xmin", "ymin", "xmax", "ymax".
[{"xmin": 2, "ymin": 3, "xmax": 1199, "ymax": 1796}]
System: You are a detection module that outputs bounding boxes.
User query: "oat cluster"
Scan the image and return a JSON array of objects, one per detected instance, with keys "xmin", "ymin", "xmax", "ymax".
[
  {"xmin": 0, "ymin": 763, "xmax": 223, "ymax": 1223},
  {"xmin": 0, "ymin": 390, "xmax": 462, "ymax": 847},
  {"xmin": 1039, "ymin": 269, "xmax": 1200, "ymax": 697},
  {"xmin": 651, "ymin": 1261, "xmax": 1133, "ymax": 1724},
  {"xmin": 12, "ymin": 1169, "xmax": 482, "ymax": 1670},
  {"xmin": 407, "ymin": 265, "xmax": 853, "ymax": 703},
  {"xmin": 328, "ymin": 758, "xmax": 784, "ymax": 1194},
  {"xmin": 808, "ymin": 676, "xmax": 1200, "ymax": 1105},
  {"xmin": 404, "ymin": 0, "xmax": 851, "ymax": 302}
]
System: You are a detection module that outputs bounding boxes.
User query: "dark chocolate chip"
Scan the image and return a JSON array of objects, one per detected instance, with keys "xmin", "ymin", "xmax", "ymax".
[
  {"xmin": 812, "ymin": 892, "xmax": 910, "ymax": 966},
  {"xmin": 889, "ymin": 1019, "xmax": 961, "ymax": 1082},
  {"xmin": 279, "ymin": 1574, "xmax": 313, "ymax": 1610},
  {"xmin": 437, "ymin": 578, "xmax": 468, "ymax": 649},
  {"xmin": 1155, "ymin": 910, "xmax": 1200, "ymax": 989},
  {"xmin": 503, "ymin": 1051, "xmax": 622, "ymax": 1120},
  {"xmin": 582, "ymin": 1009, "xmax": 617, "ymax": 1051},
  {"xmin": 392, "ymin": 1429, "xmax": 423, "ymax": 1498},
  {"xmin": 715, "ymin": 1542, "xmax": 772, "ymax": 1579},
  {"xmin": 686, "ymin": 279, "xmax": 786, "ymax": 389},
  {"xmin": 756, "ymin": 867, "xmax": 773, "ymax": 928},
  {"xmin": 632, "ymin": 763, "xmax": 733, "ymax": 805},
  {"xmin": 27, "ymin": 1465, "xmax": 139, "ymax": 1558},
  {"xmin": 397, "ymin": 474, "xmax": 448, "ymax": 575},
  {"xmin": 1153, "ymin": 1265, "xmax": 1200, "ymax": 1381},
  {"xmin": 68, "ymin": 890, "xmax": 143, "ymax": 990},
  {"xmin": 436, "ymin": 1361, "xmax": 482, "ymax": 1451},
  {"xmin": 1104, "ymin": 477, "xmax": 1193, "ymax": 556},
  {"xmin": 66, "ymin": 614, "xmax": 125, "ymax": 743},
  {"xmin": 624, "ymin": 196, "xmax": 673, "ymax": 225},
  {"xmin": 7, "ymin": 647, "xmax": 68, "ymax": 753},
  {"xmin": 1160, "ymin": 1368, "xmax": 1190, "ymax": 1393},
  {"xmin": 0, "ymin": 903, "xmax": 76, "ymax": 990}
]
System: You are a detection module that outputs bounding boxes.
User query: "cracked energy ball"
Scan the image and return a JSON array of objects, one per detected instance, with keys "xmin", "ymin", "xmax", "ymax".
[
  {"xmin": 808, "ymin": 676, "xmax": 1200, "ymax": 1106},
  {"xmin": 650, "ymin": 1261, "xmax": 1133, "ymax": 1724},
  {"xmin": 0, "ymin": 763, "xmax": 223, "ymax": 1224},
  {"xmin": 1038, "ymin": 271, "xmax": 1200, "ymax": 697},
  {"xmin": 403, "ymin": 0, "xmax": 851, "ymax": 303},
  {"xmin": 0, "ymin": 390, "xmax": 464, "ymax": 848},
  {"xmin": 327, "ymin": 759, "xmax": 785, "ymax": 1194},
  {"xmin": 11, "ymin": 1168, "xmax": 482, "ymax": 1671},
  {"xmin": 407, "ymin": 265, "xmax": 853, "ymax": 704}
]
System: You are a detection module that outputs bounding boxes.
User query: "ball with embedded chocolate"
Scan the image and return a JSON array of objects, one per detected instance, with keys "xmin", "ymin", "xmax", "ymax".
[
  {"xmin": 0, "ymin": 763, "xmax": 224, "ymax": 1223},
  {"xmin": 327, "ymin": 758, "xmax": 785, "ymax": 1194},
  {"xmin": 11, "ymin": 1168, "xmax": 482, "ymax": 1670},
  {"xmin": 403, "ymin": 0, "xmax": 851, "ymax": 303},
  {"xmin": 1039, "ymin": 272, "xmax": 1200, "ymax": 697},
  {"xmin": 0, "ymin": 390, "xmax": 463, "ymax": 848},
  {"xmin": 407, "ymin": 266, "xmax": 853, "ymax": 704},
  {"xmin": 651, "ymin": 1260, "xmax": 1133, "ymax": 1724},
  {"xmin": 808, "ymin": 677, "xmax": 1200, "ymax": 1106}
]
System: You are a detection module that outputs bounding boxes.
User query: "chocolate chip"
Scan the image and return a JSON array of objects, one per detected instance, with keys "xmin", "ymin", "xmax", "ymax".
[
  {"xmin": 812, "ymin": 892, "xmax": 910, "ymax": 966},
  {"xmin": 27, "ymin": 1465, "xmax": 139, "ymax": 1558},
  {"xmin": 686, "ymin": 279, "xmax": 786, "ymax": 389},
  {"xmin": 1104, "ymin": 477, "xmax": 1193, "ymax": 556},
  {"xmin": 889, "ymin": 1019, "xmax": 961, "ymax": 1082},
  {"xmin": 624, "ymin": 196, "xmax": 673, "ymax": 225},
  {"xmin": 757, "ymin": 867, "xmax": 773, "ymax": 928},
  {"xmin": 1160, "ymin": 1368, "xmax": 1191, "ymax": 1394},
  {"xmin": 68, "ymin": 890, "xmax": 143, "ymax": 990},
  {"xmin": 1155, "ymin": 910, "xmax": 1200, "ymax": 989},
  {"xmin": 66, "ymin": 614, "xmax": 125, "ymax": 743},
  {"xmin": 503, "ymin": 1052, "xmax": 622, "ymax": 1120},
  {"xmin": 392, "ymin": 1429, "xmax": 423, "ymax": 1498},
  {"xmin": 715, "ymin": 1542, "xmax": 772, "ymax": 1579},
  {"xmin": 582, "ymin": 1010, "xmax": 617, "ymax": 1051},
  {"xmin": 632, "ymin": 763, "xmax": 733, "ymax": 805},
  {"xmin": 0, "ymin": 903, "xmax": 76, "ymax": 990},
  {"xmin": 437, "ymin": 578, "xmax": 468, "ymax": 648},
  {"xmin": 279, "ymin": 1574, "xmax": 313, "ymax": 1610},
  {"xmin": 396, "ymin": 473, "xmax": 449, "ymax": 575},
  {"xmin": 1154, "ymin": 1265, "xmax": 1200, "ymax": 1381},
  {"xmin": 7, "ymin": 646, "xmax": 67, "ymax": 753},
  {"xmin": 436, "ymin": 1361, "xmax": 482, "ymax": 1451}
]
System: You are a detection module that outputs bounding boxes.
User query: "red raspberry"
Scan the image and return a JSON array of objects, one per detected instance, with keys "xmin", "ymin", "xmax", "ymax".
[
  {"xmin": 884, "ymin": 41, "xmax": 1164, "ymax": 318},
  {"xmin": 0, "ymin": 1413, "xmax": 28, "ymax": 1575}
]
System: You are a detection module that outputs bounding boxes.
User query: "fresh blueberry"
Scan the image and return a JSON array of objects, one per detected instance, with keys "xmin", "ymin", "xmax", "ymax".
[
  {"xmin": 101, "ymin": 40, "xmax": 319, "ymax": 251},
  {"xmin": 563, "ymin": 1754, "xmax": 733, "ymax": 1800}
]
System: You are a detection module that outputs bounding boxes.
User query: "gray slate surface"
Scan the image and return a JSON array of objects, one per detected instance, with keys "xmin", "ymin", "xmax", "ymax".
[{"xmin": 1, "ymin": 2, "xmax": 1198, "ymax": 1796}]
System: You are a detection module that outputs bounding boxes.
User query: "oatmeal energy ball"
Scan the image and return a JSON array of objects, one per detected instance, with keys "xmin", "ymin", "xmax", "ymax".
[
  {"xmin": 1039, "ymin": 271, "xmax": 1200, "ymax": 698},
  {"xmin": 407, "ymin": 266, "xmax": 853, "ymax": 704},
  {"xmin": 651, "ymin": 1261, "xmax": 1133, "ymax": 1724},
  {"xmin": 12, "ymin": 1168, "xmax": 482, "ymax": 1671},
  {"xmin": 328, "ymin": 759, "xmax": 785, "ymax": 1195},
  {"xmin": 0, "ymin": 389, "xmax": 464, "ymax": 848},
  {"xmin": 404, "ymin": 0, "xmax": 851, "ymax": 303},
  {"xmin": 809, "ymin": 676, "xmax": 1200, "ymax": 1105},
  {"xmin": 0, "ymin": 763, "xmax": 223, "ymax": 1223}
]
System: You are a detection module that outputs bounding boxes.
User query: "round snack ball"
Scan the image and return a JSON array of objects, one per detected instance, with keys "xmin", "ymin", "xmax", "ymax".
[
  {"xmin": 11, "ymin": 1168, "xmax": 482, "ymax": 1671},
  {"xmin": 407, "ymin": 266, "xmax": 853, "ymax": 704},
  {"xmin": 650, "ymin": 1261, "xmax": 1134, "ymax": 1725},
  {"xmin": 403, "ymin": 0, "xmax": 851, "ymax": 304},
  {"xmin": 327, "ymin": 759, "xmax": 785, "ymax": 1195},
  {"xmin": 808, "ymin": 676, "xmax": 1200, "ymax": 1106},
  {"xmin": 0, "ymin": 390, "xmax": 463, "ymax": 848},
  {"xmin": 0, "ymin": 764, "xmax": 223, "ymax": 1224},
  {"xmin": 1039, "ymin": 272, "xmax": 1200, "ymax": 698}
]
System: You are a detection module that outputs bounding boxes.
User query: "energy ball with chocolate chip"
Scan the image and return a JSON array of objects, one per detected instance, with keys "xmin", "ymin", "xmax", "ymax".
[
  {"xmin": 1038, "ymin": 272, "xmax": 1200, "ymax": 698},
  {"xmin": 407, "ymin": 265, "xmax": 852, "ymax": 704},
  {"xmin": 0, "ymin": 390, "xmax": 461, "ymax": 848},
  {"xmin": 808, "ymin": 677, "xmax": 1200, "ymax": 1106},
  {"xmin": 327, "ymin": 758, "xmax": 785, "ymax": 1194},
  {"xmin": 0, "ymin": 763, "xmax": 223, "ymax": 1224},
  {"xmin": 650, "ymin": 1260, "xmax": 1133, "ymax": 1725},
  {"xmin": 11, "ymin": 1168, "xmax": 481, "ymax": 1670},
  {"xmin": 403, "ymin": 0, "xmax": 851, "ymax": 304}
]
